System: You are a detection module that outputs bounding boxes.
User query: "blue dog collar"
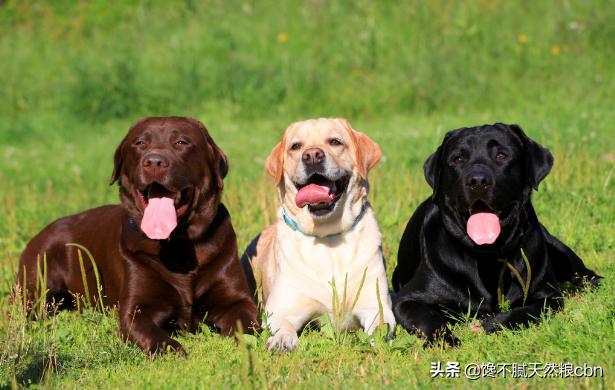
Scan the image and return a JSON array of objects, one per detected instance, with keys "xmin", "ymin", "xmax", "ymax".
[{"xmin": 281, "ymin": 202, "xmax": 368, "ymax": 238}]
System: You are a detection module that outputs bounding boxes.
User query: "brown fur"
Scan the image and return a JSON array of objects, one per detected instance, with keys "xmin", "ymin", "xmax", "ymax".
[{"xmin": 18, "ymin": 116, "xmax": 258, "ymax": 355}]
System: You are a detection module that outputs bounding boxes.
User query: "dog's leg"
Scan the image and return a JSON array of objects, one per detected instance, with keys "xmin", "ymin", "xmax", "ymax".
[
  {"xmin": 207, "ymin": 296, "xmax": 259, "ymax": 336},
  {"xmin": 266, "ymin": 314, "xmax": 307, "ymax": 353},
  {"xmin": 264, "ymin": 287, "xmax": 320, "ymax": 352},
  {"xmin": 482, "ymin": 296, "xmax": 562, "ymax": 333},
  {"xmin": 119, "ymin": 305, "xmax": 186, "ymax": 356},
  {"xmin": 354, "ymin": 308, "xmax": 396, "ymax": 338},
  {"xmin": 393, "ymin": 299, "xmax": 458, "ymax": 345},
  {"xmin": 352, "ymin": 276, "xmax": 396, "ymax": 338},
  {"xmin": 18, "ymin": 241, "xmax": 81, "ymax": 314}
]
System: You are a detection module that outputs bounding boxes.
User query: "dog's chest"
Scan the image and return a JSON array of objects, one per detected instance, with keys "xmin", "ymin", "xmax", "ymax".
[
  {"xmin": 155, "ymin": 242, "xmax": 217, "ymax": 316},
  {"xmin": 275, "ymin": 220, "xmax": 382, "ymax": 295},
  {"xmin": 159, "ymin": 268, "xmax": 219, "ymax": 331}
]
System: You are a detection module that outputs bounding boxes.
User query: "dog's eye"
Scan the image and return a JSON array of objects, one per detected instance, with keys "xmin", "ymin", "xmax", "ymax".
[
  {"xmin": 496, "ymin": 152, "xmax": 508, "ymax": 161},
  {"xmin": 175, "ymin": 139, "xmax": 189, "ymax": 145},
  {"xmin": 327, "ymin": 138, "xmax": 343, "ymax": 146},
  {"xmin": 133, "ymin": 139, "xmax": 146, "ymax": 146},
  {"xmin": 451, "ymin": 155, "xmax": 466, "ymax": 165},
  {"xmin": 290, "ymin": 142, "xmax": 302, "ymax": 151}
]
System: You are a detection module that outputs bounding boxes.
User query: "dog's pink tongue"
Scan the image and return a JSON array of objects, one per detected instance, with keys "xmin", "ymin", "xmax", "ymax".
[
  {"xmin": 467, "ymin": 212, "xmax": 501, "ymax": 245},
  {"xmin": 295, "ymin": 184, "xmax": 332, "ymax": 208},
  {"xmin": 141, "ymin": 197, "xmax": 177, "ymax": 240}
]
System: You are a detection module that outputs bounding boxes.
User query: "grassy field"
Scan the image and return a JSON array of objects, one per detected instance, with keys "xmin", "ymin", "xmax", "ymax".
[{"xmin": 1, "ymin": 0, "xmax": 614, "ymax": 388}]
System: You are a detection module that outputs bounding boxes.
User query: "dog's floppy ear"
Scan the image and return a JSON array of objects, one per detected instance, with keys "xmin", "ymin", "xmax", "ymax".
[
  {"xmin": 190, "ymin": 117, "xmax": 229, "ymax": 189},
  {"xmin": 109, "ymin": 138, "xmax": 125, "ymax": 185},
  {"xmin": 424, "ymin": 130, "xmax": 455, "ymax": 198},
  {"xmin": 209, "ymin": 140, "xmax": 229, "ymax": 190},
  {"xmin": 509, "ymin": 124, "xmax": 554, "ymax": 190},
  {"xmin": 201, "ymin": 125, "xmax": 229, "ymax": 190},
  {"xmin": 217, "ymin": 149, "xmax": 229, "ymax": 180},
  {"xmin": 265, "ymin": 133, "xmax": 286, "ymax": 185},
  {"xmin": 423, "ymin": 146, "xmax": 442, "ymax": 198},
  {"xmin": 110, "ymin": 117, "xmax": 148, "ymax": 186},
  {"xmin": 341, "ymin": 119, "xmax": 381, "ymax": 178},
  {"xmin": 353, "ymin": 130, "xmax": 381, "ymax": 179}
]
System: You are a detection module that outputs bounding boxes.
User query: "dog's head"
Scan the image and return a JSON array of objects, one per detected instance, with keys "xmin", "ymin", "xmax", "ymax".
[
  {"xmin": 424, "ymin": 123, "xmax": 553, "ymax": 248},
  {"xmin": 110, "ymin": 116, "xmax": 228, "ymax": 240},
  {"xmin": 266, "ymin": 118, "xmax": 381, "ymax": 236}
]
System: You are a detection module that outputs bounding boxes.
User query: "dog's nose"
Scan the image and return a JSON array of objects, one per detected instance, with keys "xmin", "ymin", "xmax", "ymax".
[
  {"xmin": 142, "ymin": 153, "xmax": 170, "ymax": 176},
  {"xmin": 302, "ymin": 148, "xmax": 325, "ymax": 166},
  {"xmin": 465, "ymin": 172, "xmax": 492, "ymax": 190}
]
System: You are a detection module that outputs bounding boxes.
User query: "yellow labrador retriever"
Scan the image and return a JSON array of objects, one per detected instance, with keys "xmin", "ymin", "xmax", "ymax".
[{"xmin": 241, "ymin": 118, "xmax": 395, "ymax": 352}]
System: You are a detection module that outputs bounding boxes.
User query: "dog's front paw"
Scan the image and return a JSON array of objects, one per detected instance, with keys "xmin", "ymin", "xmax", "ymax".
[
  {"xmin": 147, "ymin": 338, "xmax": 187, "ymax": 356},
  {"xmin": 482, "ymin": 315, "xmax": 505, "ymax": 334},
  {"xmin": 266, "ymin": 331, "xmax": 298, "ymax": 353},
  {"xmin": 423, "ymin": 327, "xmax": 460, "ymax": 348}
]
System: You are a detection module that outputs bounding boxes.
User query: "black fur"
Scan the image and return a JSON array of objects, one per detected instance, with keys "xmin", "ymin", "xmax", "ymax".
[
  {"xmin": 240, "ymin": 234, "xmax": 260, "ymax": 299},
  {"xmin": 392, "ymin": 123, "xmax": 600, "ymax": 343}
]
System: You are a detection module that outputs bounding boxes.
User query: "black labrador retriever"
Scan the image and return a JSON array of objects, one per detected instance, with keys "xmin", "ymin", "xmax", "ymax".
[{"xmin": 392, "ymin": 123, "xmax": 600, "ymax": 343}]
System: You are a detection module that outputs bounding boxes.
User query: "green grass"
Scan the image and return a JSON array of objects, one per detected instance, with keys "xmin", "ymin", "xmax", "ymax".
[{"xmin": 1, "ymin": 0, "xmax": 614, "ymax": 388}]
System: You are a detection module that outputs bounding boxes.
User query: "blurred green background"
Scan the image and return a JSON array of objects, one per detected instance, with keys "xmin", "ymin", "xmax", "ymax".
[{"xmin": 1, "ymin": 0, "xmax": 613, "ymax": 138}]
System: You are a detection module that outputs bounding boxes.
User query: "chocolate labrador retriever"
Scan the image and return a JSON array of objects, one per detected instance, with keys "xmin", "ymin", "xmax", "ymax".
[
  {"xmin": 392, "ymin": 123, "xmax": 600, "ymax": 343},
  {"xmin": 18, "ymin": 117, "xmax": 258, "ymax": 355}
]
